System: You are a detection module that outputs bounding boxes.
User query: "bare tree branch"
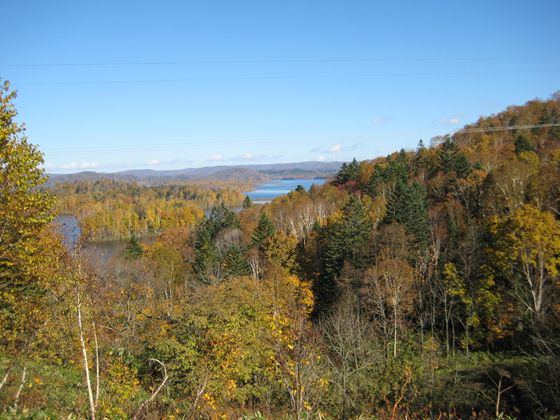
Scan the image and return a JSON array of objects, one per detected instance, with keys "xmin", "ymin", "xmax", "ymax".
[
  {"xmin": 133, "ymin": 358, "xmax": 168, "ymax": 420},
  {"xmin": 77, "ymin": 294, "xmax": 96, "ymax": 420},
  {"xmin": 0, "ymin": 371, "xmax": 9, "ymax": 394},
  {"xmin": 13, "ymin": 366, "xmax": 27, "ymax": 411}
]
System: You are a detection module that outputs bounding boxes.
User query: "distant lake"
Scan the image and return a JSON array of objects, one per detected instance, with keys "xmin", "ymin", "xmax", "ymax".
[
  {"xmin": 245, "ymin": 178, "xmax": 326, "ymax": 202},
  {"xmin": 55, "ymin": 214, "xmax": 155, "ymax": 263}
]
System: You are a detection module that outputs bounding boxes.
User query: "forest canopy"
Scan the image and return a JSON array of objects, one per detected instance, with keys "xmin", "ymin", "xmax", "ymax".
[{"xmin": 1, "ymin": 83, "xmax": 560, "ymax": 418}]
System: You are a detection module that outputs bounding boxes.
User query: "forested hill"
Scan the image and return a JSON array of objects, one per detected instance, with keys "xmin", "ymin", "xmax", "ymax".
[
  {"xmin": 3, "ymin": 82, "xmax": 560, "ymax": 418},
  {"xmin": 45, "ymin": 160, "xmax": 342, "ymax": 185}
]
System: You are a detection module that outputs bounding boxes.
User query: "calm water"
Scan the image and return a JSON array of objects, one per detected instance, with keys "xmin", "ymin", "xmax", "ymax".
[
  {"xmin": 245, "ymin": 178, "xmax": 326, "ymax": 202},
  {"xmin": 55, "ymin": 215, "xmax": 155, "ymax": 262}
]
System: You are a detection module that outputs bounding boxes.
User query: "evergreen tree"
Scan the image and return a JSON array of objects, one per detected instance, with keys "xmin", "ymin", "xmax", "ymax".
[
  {"xmin": 223, "ymin": 245, "xmax": 250, "ymax": 278},
  {"xmin": 514, "ymin": 134, "xmax": 535, "ymax": 154},
  {"xmin": 385, "ymin": 181, "xmax": 430, "ymax": 248},
  {"xmin": 439, "ymin": 136, "xmax": 471, "ymax": 178},
  {"xmin": 242, "ymin": 195, "xmax": 253, "ymax": 209},
  {"xmin": 193, "ymin": 225, "xmax": 220, "ymax": 283},
  {"xmin": 367, "ymin": 151, "xmax": 411, "ymax": 197},
  {"xmin": 193, "ymin": 204, "xmax": 239, "ymax": 283},
  {"xmin": 333, "ymin": 158, "xmax": 360, "ymax": 185},
  {"xmin": 439, "ymin": 136, "xmax": 459, "ymax": 173},
  {"xmin": 252, "ymin": 213, "xmax": 275, "ymax": 250},
  {"xmin": 314, "ymin": 197, "xmax": 372, "ymax": 315},
  {"xmin": 203, "ymin": 203, "xmax": 239, "ymax": 237},
  {"xmin": 124, "ymin": 234, "xmax": 144, "ymax": 259}
]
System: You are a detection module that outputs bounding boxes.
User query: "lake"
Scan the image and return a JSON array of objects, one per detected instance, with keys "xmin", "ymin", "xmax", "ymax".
[
  {"xmin": 245, "ymin": 178, "xmax": 326, "ymax": 202},
  {"xmin": 55, "ymin": 215, "xmax": 156, "ymax": 263}
]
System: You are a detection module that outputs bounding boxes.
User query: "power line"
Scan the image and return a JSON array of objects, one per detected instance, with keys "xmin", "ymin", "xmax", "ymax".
[
  {"xmin": 455, "ymin": 122, "xmax": 560, "ymax": 134},
  {"xmin": 41, "ymin": 137, "xmax": 367, "ymax": 157},
  {"xmin": 12, "ymin": 68, "xmax": 560, "ymax": 86},
  {"xmin": 2, "ymin": 56, "xmax": 559, "ymax": 68},
  {"xmin": 42, "ymin": 122, "xmax": 560, "ymax": 157}
]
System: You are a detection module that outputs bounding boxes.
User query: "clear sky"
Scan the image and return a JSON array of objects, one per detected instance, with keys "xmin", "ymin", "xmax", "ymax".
[{"xmin": 2, "ymin": 1, "xmax": 559, "ymax": 173}]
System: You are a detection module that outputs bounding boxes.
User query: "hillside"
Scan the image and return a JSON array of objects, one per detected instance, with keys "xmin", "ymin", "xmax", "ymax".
[
  {"xmin": 3, "ymin": 86, "xmax": 560, "ymax": 418},
  {"xmin": 46, "ymin": 160, "xmax": 342, "ymax": 186}
]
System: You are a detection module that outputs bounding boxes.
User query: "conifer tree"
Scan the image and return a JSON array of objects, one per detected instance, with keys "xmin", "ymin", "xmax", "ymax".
[
  {"xmin": 333, "ymin": 158, "xmax": 360, "ymax": 185},
  {"xmin": 124, "ymin": 234, "xmax": 144, "ymax": 259},
  {"xmin": 315, "ymin": 197, "xmax": 372, "ymax": 314},
  {"xmin": 252, "ymin": 213, "xmax": 275, "ymax": 250},
  {"xmin": 223, "ymin": 245, "xmax": 250, "ymax": 278},
  {"xmin": 385, "ymin": 180, "xmax": 430, "ymax": 248},
  {"xmin": 242, "ymin": 195, "xmax": 253, "ymax": 209},
  {"xmin": 439, "ymin": 136, "xmax": 471, "ymax": 178},
  {"xmin": 193, "ymin": 225, "xmax": 220, "ymax": 283},
  {"xmin": 204, "ymin": 203, "xmax": 239, "ymax": 236},
  {"xmin": 514, "ymin": 134, "xmax": 535, "ymax": 154}
]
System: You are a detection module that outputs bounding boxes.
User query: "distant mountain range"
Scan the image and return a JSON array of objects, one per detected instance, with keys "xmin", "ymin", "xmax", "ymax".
[{"xmin": 46, "ymin": 161, "xmax": 343, "ymax": 185}]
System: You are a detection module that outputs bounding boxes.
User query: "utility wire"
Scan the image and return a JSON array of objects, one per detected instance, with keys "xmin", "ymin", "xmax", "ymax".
[
  {"xmin": 455, "ymin": 122, "xmax": 560, "ymax": 134},
  {"xmin": 12, "ymin": 68, "xmax": 560, "ymax": 86},
  {"xmin": 2, "ymin": 56, "xmax": 560, "ymax": 68},
  {"xmin": 42, "ymin": 123, "xmax": 560, "ymax": 157}
]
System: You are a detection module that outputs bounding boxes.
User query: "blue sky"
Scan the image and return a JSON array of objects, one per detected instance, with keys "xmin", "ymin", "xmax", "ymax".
[{"xmin": 2, "ymin": 1, "xmax": 559, "ymax": 173}]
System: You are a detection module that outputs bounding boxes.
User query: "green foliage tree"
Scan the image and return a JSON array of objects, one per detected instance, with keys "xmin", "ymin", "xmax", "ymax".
[
  {"xmin": 367, "ymin": 150, "xmax": 410, "ymax": 197},
  {"xmin": 123, "ymin": 234, "xmax": 144, "ymax": 260},
  {"xmin": 439, "ymin": 136, "xmax": 471, "ymax": 178},
  {"xmin": 385, "ymin": 180, "xmax": 430, "ymax": 248},
  {"xmin": 333, "ymin": 158, "xmax": 360, "ymax": 186},
  {"xmin": 315, "ymin": 197, "xmax": 372, "ymax": 314},
  {"xmin": 242, "ymin": 195, "xmax": 253, "ymax": 209},
  {"xmin": 193, "ymin": 224, "xmax": 221, "ymax": 283},
  {"xmin": 252, "ymin": 213, "xmax": 275, "ymax": 250},
  {"xmin": 194, "ymin": 204, "xmax": 240, "ymax": 283},
  {"xmin": 203, "ymin": 203, "xmax": 239, "ymax": 237},
  {"xmin": 223, "ymin": 245, "xmax": 250, "ymax": 278},
  {"xmin": 514, "ymin": 134, "xmax": 535, "ymax": 154},
  {"xmin": 295, "ymin": 184, "xmax": 306, "ymax": 193}
]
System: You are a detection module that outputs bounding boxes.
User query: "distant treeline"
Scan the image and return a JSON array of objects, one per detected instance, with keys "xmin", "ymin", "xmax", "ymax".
[{"xmin": 50, "ymin": 179, "xmax": 248, "ymax": 240}]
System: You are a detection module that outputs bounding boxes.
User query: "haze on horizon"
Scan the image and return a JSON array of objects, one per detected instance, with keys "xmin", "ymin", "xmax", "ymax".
[{"xmin": 1, "ymin": 0, "xmax": 559, "ymax": 173}]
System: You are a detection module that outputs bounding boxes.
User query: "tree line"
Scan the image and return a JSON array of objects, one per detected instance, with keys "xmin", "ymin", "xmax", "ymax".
[{"xmin": 51, "ymin": 180, "xmax": 248, "ymax": 240}]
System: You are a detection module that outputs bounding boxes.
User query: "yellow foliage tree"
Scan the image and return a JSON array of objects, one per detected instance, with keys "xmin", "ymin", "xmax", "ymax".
[
  {"xmin": 0, "ymin": 81, "xmax": 57, "ymax": 352},
  {"xmin": 490, "ymin": 204, "xmax": 560, "ymax": 323}
]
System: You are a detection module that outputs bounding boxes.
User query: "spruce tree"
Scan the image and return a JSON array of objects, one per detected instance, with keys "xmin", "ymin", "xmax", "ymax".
[
  {"xmin": 124, "ymin": 234, "xmax": 144, "ymax": 259},
  {"xmin": 385, "ymin": 180, "xmax": 430, "ymax": 248},
  {"xmin": 242, "ymin": 196, "xmax": 253, "ymax": 209},
  {"xmin": 223, "ymin": 245, "xmax": 250, "ymax": 278},
  {"xmin": 315, "ymin": 197, "xmax": 372, "ymax": 315},
  {"xmin": 252, "ymin": 213, "xmax": 275, "ymax": 250},
  {"xmin": 439, "ymin": 136, "xmax": 471, "ymax": 178},
  {"xmin": 203, "ymin": 203, "xmax": 239, "ymax": 237},
  {"xmin": 333, "ymin": 158, "xmax": 360, "ymax": 185},
  {"xmin": 193, "ymin": 225, "xmax": 220, "ymax": 283},
  {"xmin": 514, "ymin": 134, "xmax": 535, "ymax": 154}
]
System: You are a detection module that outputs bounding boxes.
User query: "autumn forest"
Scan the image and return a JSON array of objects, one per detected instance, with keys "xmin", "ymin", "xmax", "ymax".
[{"xmin": 2, "ymin": 80, "xmax": 560, "ymax": 418}]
